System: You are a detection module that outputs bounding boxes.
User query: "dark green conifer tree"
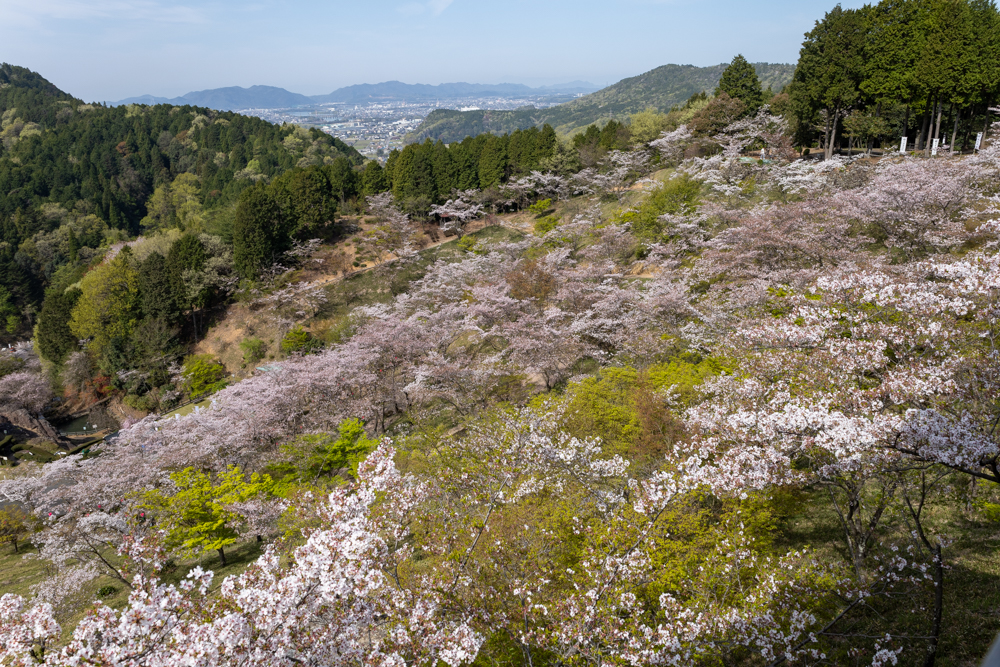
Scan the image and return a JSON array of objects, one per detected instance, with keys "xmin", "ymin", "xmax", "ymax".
[
  {"xmin": 537, "ymin": 124, "xmax": 558, "ymax": 161},
  {"xmin": 138, "ymin": 252, "xmax": 179, "ymax": 323},
  {"xmin": 232, "ymin": 185, "xmax": 288, "ymax": 280},
  {"xmin": 716, "ymin": 54, "xmax": 765, "ymax": 112},
  {"xmin": 271, "ymin": 168, "xmax": 337, "ymax": 238},
  {"xmin": 478, "ymin": 135, "xmax": 507, "ymax": 188},
  {"xmin": 360, "ymin": 161, "xmax": 389, "ymax": 196},
  {"xmin": 433, "ymin": 141, "xmax": 458, "ymax": 197},
  {"xmin": 325, "ymin": 157, "xmax": 358, "ymax": 203},
  {"xmin": 790, "ymin": 7, "xmax": 867, "ymax": 158},
  {"xmin": 454, "ymin": 135, "xmax": 487, "ymax": 190},
  {"xmin": 36, "ymin": 287, "xmax": 81, "ymax": 362}
]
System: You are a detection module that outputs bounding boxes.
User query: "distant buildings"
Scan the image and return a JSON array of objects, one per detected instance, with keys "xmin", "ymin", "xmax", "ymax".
[{"xmin": 235, "ymin": 93, "xmax": 570, "ymax": 160}]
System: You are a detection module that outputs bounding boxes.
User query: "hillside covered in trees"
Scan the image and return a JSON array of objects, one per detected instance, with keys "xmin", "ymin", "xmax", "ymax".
[
  {"xmin": 409, "ymin": 62, "xmax": 796, "ymax": 142},
  {"xmin": 1, "ymin": 0, "xmax": 1000, "ymax": 664},
  {"xmin": 0, "ymin": 63, "xmax": 363, "ymax": 340}
]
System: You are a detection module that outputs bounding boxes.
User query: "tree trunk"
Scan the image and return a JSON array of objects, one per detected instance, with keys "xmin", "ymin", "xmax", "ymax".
[
  {"xmin": 923, "ymin": 95, "xmax": 937, "ymax": 156},
  {"xmin": 822, "ymin": 112, "xmax": 831, "ymax": 156},
  {"xmin": 218, "ymin": 546, "xmax": 227, "ymax": 566},
  {"xmin": 930, "ymin": 100, "xmax": 943, "ymax": 157},
  {"xmin": 950, "ymin": 107, "xmax": 960, "ymax": 155},
  {"xmin": 918, "ymin": 97, "xmax": 932, "ymax": 151},
  {"xmin": 933, "ymin": 100, "xmax": 944, "ymax": 143},
  {"xmin": 868, "ymin": 103, "xmax": 881, "ymax": 155},
  {"xmin": 12, "ymin": 537, "xmax": 17, "ymax": 554},
  {"xmin": 826, "ymin": 108, "xmax": 841, "ymax": 161},
  {"xmin": 903, "ymin": 102, "xmax": 911, "ymax": 143},
  {"xmin": 923, "ymin": 544, "xmax": 944, "ymax": 667},
  {"xmin": 985, "ymin": 100, "xmax": 994, "ymax": 139}
]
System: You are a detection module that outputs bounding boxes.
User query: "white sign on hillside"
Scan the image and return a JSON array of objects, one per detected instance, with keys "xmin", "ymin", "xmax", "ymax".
[
  {"xmin": 975, "ymin": 132, "xmax": 984, "ymax": 152},
  {"xmin": 899, "ymin": 136, "xmax": 908, "ymax": 153},
  {"xmin": 931, "ymin": 138, "xmax": 939, "ymax": 156}
]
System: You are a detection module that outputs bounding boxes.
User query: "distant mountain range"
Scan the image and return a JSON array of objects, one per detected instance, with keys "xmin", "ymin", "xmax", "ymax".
[
  {"xmin": 114, "ymin": 62, "xmax": 797, "ymax": 144},
  {"xmin": 409, "ymin": 62, "xmax": 796, "ymax": 142},
  {"xmin": 115, "ymin": 81, "xmax": 601, "ymax": 110}
]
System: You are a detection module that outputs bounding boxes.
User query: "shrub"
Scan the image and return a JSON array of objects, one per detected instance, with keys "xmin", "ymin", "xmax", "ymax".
[
  {"xmin": 528, "ymin": 198, "xmax": 552, "ymax": 216},
  {"xmin": 626, "ymin": 175, "xmax": 702, "ymax": 242},
  {"xmin": 180, "ymin": 355, "xmax": 228, "ymax": 396},
  {"xmin": 123, "ymin": 393, "xmax": 156, "ymax": 412},
  {"xmin": 315, "ymin": 317, "xmax": 357, "ymax": 345},
  {"xmin": 240, "ymin": 337, "xmax": 267, "ymax": 365},
  {"xmin": 268, "ymin": 418, "xmax": 378, "ymax": 489},
  {"xmin": 281, "ymin": 326, "xmax": 324, "ymax": 355},
  {"xmin": 0, "ymin": 507, "xmax": 32, "ymax": 553},
  {"xmin": 456, "ymin": 236, "xmax": 478, "ymax": 253},
  {"xmin": 534, "ymin": 215, "xmax": 560, "ymax": 236}
]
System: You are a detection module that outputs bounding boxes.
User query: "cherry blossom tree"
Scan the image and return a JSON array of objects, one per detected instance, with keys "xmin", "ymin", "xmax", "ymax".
[
  {"xmin": 429, "ymin": 190, "xmax": 484, "ymax": 238},
  {"xmin": 573, "ymin": 150, "xmax": 651, "ymax": 203},
  {"xmin": 649, "ymin": 124, "xmax": 693, "ymax": 166},
  {"xmin": 360, "ymin": 192, "xmax": 419, "ymax": 262}
]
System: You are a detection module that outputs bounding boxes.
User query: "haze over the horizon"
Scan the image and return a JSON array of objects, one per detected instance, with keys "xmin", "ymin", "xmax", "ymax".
[{"xmin": 1, "ymin": 0, "xmax": 866, "ymax": 103}]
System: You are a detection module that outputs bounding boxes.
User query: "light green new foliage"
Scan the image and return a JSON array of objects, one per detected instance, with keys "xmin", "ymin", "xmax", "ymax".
[
  {"xmin": 646, "ymin": 355, "xmax": 728, "ymax": 403},
  {"xmin": 268, "ymin": 419, "xmax": 378, "ymax": 493},
  {"xmin": 144, "ymin": 466, "xmax": 273, "ymax": 565},
  {"xmin": 615, "ymin": 174, "xmax": 701, "ymax": 242},
  {"xmin": 629, "ymin": 108, "xmax": 671, "ymax": 144},
  {"xmin": 528, "ymin": 199, "xmax": 552, "ymax": 216},
  {"xmin": 0, "ymin": 507, "xmax": 32, "ymax": 554},
  {"xmin": 239, "ymin": 337, "xmax": 266, "ymax": 365},
  {"xmin": 69, "ymin": 248, "xmax": 141, "ymax": 360},
  {"xmin": 140, "ymin": 174, "xmax": 205, "ymax": 232},
  {"xmin": 181, "ymin": 355, "xmax": 228, "ymax": 396},
  {"xmin": 280, "ymin": 326, "xmax": 323, "ymax": 355},
  {"xmin": 0, "ymin": 286, "xmax": 20, "ymax": 333},
  {"xmin": 533, "ymin": 215, "xmax": 560, "ymax": 236}
]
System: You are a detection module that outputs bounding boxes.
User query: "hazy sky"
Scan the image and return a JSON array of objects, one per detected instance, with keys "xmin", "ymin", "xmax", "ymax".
[{"xmin": 0, "ymin": 0, "xmax": 866, "ymax": 102}]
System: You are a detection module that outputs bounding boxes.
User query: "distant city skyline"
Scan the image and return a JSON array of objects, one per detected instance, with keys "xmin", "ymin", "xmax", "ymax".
[{"xmin": 0, "ymin": 0, "xmax": 866, "ymax": 103}]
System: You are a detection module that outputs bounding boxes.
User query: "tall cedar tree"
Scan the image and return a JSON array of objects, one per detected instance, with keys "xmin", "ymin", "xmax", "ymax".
[
  {"xmin": 715, "ymin": 54, "xmax": 765, "ymax": 113},
  {"xmin": 138, "ymin": 252, "xmax": 179, "ymax": 323},
  {"xmin": 326, "ymin": 157, "xmax": 358, "ymax": 204},
  {"xmin": 478, "ymin": 135, "xmax": 508, "ymax": 189},
  {"xmin": 36, "ymin": 287, "xmax": 82, "ymax": 362},
  {"xmin": 270, "ymin": 167, "xmax": 340, "ymax": 240},
  {"xmin": 791, "ymin": 5, "xmax": 867, "ymax": 159},
  {"xmin": 361, "ymin": 161, "xmax": 388, "ymax": 196},
  {"xmin": 232, "ymin": 185, "xmax": 289, "ymax": 280}
]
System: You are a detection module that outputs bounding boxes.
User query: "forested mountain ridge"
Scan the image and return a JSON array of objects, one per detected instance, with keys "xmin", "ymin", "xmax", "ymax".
[
  {"xmin": 116, "ymin": 85, "xmax": 316, "ymax": 110},
  {"xmin": 116, "ymin": 81, "xmax": 602, "ymax": 110},
  {"xmin": 410, "ymin": 62, "xmax": 795, "ymax": 142},
  {"xmin": 311, "ymin": 80, "xmax": 600, "ymax": 103},
  {"xmin": 0, "ymin": 64, "xmax": 79, "ymax": 125},
  {"xmin": 0, "ymin": 64, "xmax": 363, "ymax": 334}
]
